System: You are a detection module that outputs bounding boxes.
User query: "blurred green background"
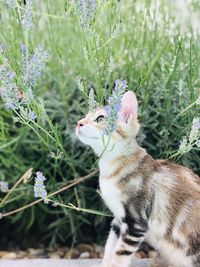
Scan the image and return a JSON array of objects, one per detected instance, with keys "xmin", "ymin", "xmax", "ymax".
[{"xmin": 0, "ymin": 0, "xmax": 199, "ymax": 248}]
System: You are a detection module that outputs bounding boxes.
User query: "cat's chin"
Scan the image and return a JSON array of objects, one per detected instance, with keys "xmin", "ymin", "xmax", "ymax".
[{"xmin": 77, "ymin": 132, "xmax": 98, "ymax": 146}]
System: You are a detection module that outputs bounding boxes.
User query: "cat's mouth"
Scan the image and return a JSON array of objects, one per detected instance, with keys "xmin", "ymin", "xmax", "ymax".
[
  {"xmin": 79, "ymin": 133, "xmax": 98, "ymax": 139},
  {"xmin": 76, "ymin": 128, "xmax": 98, "ymax": 140}
]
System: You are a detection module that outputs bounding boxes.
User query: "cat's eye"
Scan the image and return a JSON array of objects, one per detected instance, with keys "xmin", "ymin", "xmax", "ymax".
[{"xmin": 95, "ymin": 115, "xmax": 105, "ymax": 123}]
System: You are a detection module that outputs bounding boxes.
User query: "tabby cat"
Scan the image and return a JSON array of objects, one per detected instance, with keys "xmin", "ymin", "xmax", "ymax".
[{"xmin": 76, "ymin": 91, "xmax": 200, "ymax": 267}]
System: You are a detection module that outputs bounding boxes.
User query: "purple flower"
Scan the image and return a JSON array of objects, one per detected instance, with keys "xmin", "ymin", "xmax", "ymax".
[
  {"xmin": 23, "ymin": 44, "xmax": 48, "ymax": 88},
  {"xmin": 115, "ymin": 79, "xmax": 128, "ymax": 92},
  {"xmin": 74, "ymin": 0, "xmax": 96, "ymax": 30},
  {"xmin": 88, "ymin": 88, "xmax": 96, "ymax": 111},
  {"xmin": 21, "ymin": 0, "xmax": 33, "ymax": 31},
  {"xmin": 196, "ymin": 140, "xmax": 200, "ymax": 148},
  {"xmin": 0, "ymin": 43, "xmax": 5, "ymax": 52},
  {"xmin": 0, "ymin": 181, "xmax": 9, "ymax": 192},
  {"xmin": 0, "ymin": 65, "xmax": 21, "ymax": 110},
  {"xmin": 6, "ymin": 101, "xmax": 15, "ymax": 109},
  {"xmin": 105, "ymin": 79, "xmax": 128, "ymax": 134},
  {"xmin": 0, "ymin": 43, "xmax": 48, "ymax": 121},
  {"xmin": 192, "ymin": 117, "xmax": 200, "ymax": 130},
  {"xmin": 34, "ymin": 171, "xmax": 47, "ymax": 198},
  {"xmin": 36, "ymin": 171, "xmax": 46, "ymax": 182},
  {"xmin": 21, "ymin": 43, "xmax": 27, "ymax": 68},
  {"xmin": 28, "ymin": 110, "xmax": 37, "ymax": 121},
  {"xmin": 21, "ymin": 44, "xmax": 26, "ymax": 55},
  {"xmin": 114, "ymin": 102, "xmax": 121, "ymax": 112}
]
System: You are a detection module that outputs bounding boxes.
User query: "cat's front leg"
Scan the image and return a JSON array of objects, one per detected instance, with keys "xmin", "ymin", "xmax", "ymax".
[
  {"xmin": 109, "ymin": 222, "xmax": 147, "ymax": 267},
  {"xmin": 92, "ymin": 219, "xmax": 120, "ymax": 267}
]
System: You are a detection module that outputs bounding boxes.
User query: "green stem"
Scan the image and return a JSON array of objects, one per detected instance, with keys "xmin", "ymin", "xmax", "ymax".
[{"xmin": 47, "ymin": 199, "xmax": 112, "ymax": 217}]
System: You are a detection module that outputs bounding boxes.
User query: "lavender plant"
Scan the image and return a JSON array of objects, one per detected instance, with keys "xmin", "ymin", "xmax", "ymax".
[
  {"xmin": 105, "ymin": 79, "xmax": 128, "ymax": 134},
  {"xmin": 3, "ymin": 0, "xmax": 17, "ymax": 9},
  {"xmin": 70, "ymin": 0, "xmax": 121, "ymax": 103},
  {"xmin": 179, "ymin": 117, "xmax": 200, "ymax": 155},
  {"xmin": 0, "ymin": 181, "xmax": 9, "ymax": 193},
  {"xmin": 21, "ymin": 0, "xmax": 33, "ymax": 31},
  {"xmin": 0, "ymin": 0, "xmax": 200, "ymax": 247},
  {"xmin": 0, "ymin": 44, "xmax": 48, "ymax": 123},
  {"xmin": 34, "ymin": 171, "xmax": 48, "ymax": 202},
  {"xmin": 73, "ymin": 0, "xmax": 96, "ymax": 31},
  {"xmin": 0, "ymin": 65, "xmax": 21, "ymax": 110},
  {"xmin": 88, "ymin": 88, "xmax": 96, "ymax": 111},
  {"xmin": 22, "ymin": 44, "xmax": 49, "ymax": 89}
]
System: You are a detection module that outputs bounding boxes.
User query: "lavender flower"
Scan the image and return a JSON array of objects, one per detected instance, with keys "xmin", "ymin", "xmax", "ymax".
[
  {"xmin": 192, "ymin": 117, "xmax": 200, "ymax": 130},
  {"xmin": 0, "ymin": 43, "xmax": 5, "ymax": 53},
  {"xmin": 3, "ymin": 0, "xmax": 17, "ymax": 8},
  {"xmin": 196, "ymin": 140, "xmax": 200, "ymax": 148},
  {"xmin": 21, "ymin": 0, "xmax": 33, "ymax": 31},
  {"xmin": 1, "ymin": 44, "xmax": 48, "ymax": 124},
  {"xmin": 20, "ymin": 107, "xmax": 37, "ymax": 121},
  {"xmin": 21, "ymin": 43, "xmax": 27, "ymax": 69},
  {"xmin": 0, "ymin": 181, "xmax": 9, "ymax": 192},
  {"xmin": 105, "ymin": 79, "xmax": 128, "ymax": 134},
  {"xmin": 74, "ymin": 0, "xmax": 96, "ymax": 30},
  {"xmin": 23, "ymin": 44, "xmax": 48, "ymax": 88},
  {"xmin": 34, "ymin": 171, "xmax": 47, "ymax": 199},
  {"xmin": 179, "ymin": 136, "xmax": 188, "ymax": 153},
  {"xmin": 28, "ymin": 110, "xmax": 37, "ymax": 121},
  {"xmin": 189, "ymin": 117, "xmax": 200, "ymax": 143},
  {"xmin": 179, "ymin": 117, "xmax": 200, "ymax": 154},
  {"xmin": 88, "ymin": 88, "xmax": 96, "ymax": 111},
  {"xmin": 0, "ymin": 65, "xmax": 21, "ymax": 110}
]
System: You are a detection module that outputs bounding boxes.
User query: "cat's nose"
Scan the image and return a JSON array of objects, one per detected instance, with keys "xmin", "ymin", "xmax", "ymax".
[{"xmin": 77, "ymin": 121, "xmax": 84, "ymax": 128}]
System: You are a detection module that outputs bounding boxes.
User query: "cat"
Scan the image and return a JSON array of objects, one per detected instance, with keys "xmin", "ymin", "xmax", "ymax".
[{"xmin": 76, "ymin": 91, "xmax": 200, "ymax": 267}]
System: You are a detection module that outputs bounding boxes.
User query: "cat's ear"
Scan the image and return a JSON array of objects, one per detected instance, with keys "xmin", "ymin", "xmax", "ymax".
[{"xmin": 120, "ymin": 91, "xmax": 138, "ymax": 122}]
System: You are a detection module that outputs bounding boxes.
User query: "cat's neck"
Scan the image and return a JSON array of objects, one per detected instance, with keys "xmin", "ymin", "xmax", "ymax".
[{"xmin": 98, "ymin": 139, "xmax": 147, "ymax": 178}]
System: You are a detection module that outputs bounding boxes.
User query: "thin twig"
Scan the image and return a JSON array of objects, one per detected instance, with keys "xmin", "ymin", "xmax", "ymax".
[
  {"xmin": 0, "ymin": 169, "xmax": 99, "ymax": 219},
  {"xmin": 48, "ymin": 199, "xmax": 112, "ymax": 217},
  {"xmin": 0, "ymin": 168, "xmax": 33, "ymax": 207}
]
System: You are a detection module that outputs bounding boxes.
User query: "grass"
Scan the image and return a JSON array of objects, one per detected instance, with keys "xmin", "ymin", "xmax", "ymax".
[{"xmin": 0, "ymin": 0, "xmax": 199, "ymax": 247}]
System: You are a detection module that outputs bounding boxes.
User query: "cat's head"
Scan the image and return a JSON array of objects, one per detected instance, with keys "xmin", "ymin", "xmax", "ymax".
[{"xmin": 76, "ymin": 91, "xmax": 140, "ymax": 156}]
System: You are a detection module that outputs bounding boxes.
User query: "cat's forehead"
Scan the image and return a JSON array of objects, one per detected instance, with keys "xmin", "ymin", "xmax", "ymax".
[{"xmin": 86, "ymin": 106, "xmax": 106, "ymax": 119}]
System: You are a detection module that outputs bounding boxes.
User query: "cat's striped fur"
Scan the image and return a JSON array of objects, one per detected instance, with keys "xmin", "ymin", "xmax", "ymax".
[{"xmin": 76, "ymin": 91, "xmax": 200, "ymax": 267}]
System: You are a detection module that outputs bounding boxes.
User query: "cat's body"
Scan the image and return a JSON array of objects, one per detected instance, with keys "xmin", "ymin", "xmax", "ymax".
[
  {"xmin": 76, "ymin": 90, "xmax": 200, "ymax": 267},
  {"xmin": 99, "ymin": 147, "xmax": 200, "ymax": 267}
]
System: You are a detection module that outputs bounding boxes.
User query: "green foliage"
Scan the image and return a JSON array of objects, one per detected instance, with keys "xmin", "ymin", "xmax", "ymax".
[{"xmin": 0, "ymin": 0, "xmax": 199, "ymax": 246}]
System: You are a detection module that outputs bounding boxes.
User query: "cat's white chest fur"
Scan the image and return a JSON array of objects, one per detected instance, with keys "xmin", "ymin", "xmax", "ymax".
[{"xmin": 99, "ymin": 177, "xmax": 125, "ymax": 219}]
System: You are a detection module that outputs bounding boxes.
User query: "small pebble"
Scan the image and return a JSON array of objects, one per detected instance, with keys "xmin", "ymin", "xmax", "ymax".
[
  {"xmin": 16, "ymin": 251, "xmax": 28, "ymax": 259},
  {"xmin": 90, "ymin": 251, "xmax": 99, "ymax": 258},
  {"xmin": 93, "ymin": 244, "xmax": 103, "ymax": 254},
  {"xmin": 1, "ymin": 252, "xmax": 17, "ymax": 259},
  {"xmin": 64, "ymin": 248, "xmax": 80, "ymax": 259},
  {"xmin": 79, "ymin": 252, "xmax": 90, "ymax": 259},
  {"xmin": 77, "ymin": 243, "xmax": 94, "ymax": 253},
  {"xmin": 49, "ymin": 253, "xmax": 61, "ymax": 259},
  {"xmin": 27, "ymin": 248, "xmax": 44, "ymax": 256}
]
